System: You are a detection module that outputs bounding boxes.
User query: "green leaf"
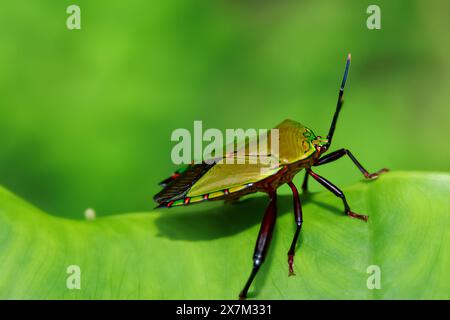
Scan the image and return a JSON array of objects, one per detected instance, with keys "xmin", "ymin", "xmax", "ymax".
[{"xmin": 0, "ymin": 171, "xmax": 448, "ymax": 299}]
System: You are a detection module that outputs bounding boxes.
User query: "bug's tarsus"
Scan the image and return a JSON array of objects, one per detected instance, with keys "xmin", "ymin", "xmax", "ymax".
[
  {"xmin": 307, "ymin": 169, "xmax": 368, "ymax": 222},
  {"xmin": 324, "ymin": 53, "xmax": 351, "ymax": 151},
  {"xmin": 287, "ymin": 181, "xmax": 303, "ymax": 276},
  {"xmin": 239, "ymin": 266, "xmax": 260, "ymax": 300},
  {"xmin": 239, "ymin": 191, "xmax": 277, "ymax": 299},
  {"xmin": 348, "ymin": 211, "xmax": 369, "ymax": 222},
  {"xmin": 314, "ymin": 148, "xmax": 389, "ymax": 180}
]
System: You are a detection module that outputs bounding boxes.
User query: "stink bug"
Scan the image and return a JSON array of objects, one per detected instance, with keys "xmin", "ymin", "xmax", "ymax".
[{"xmin": 154, "ymin": 54, "xmax": 388, "ymax": 299}]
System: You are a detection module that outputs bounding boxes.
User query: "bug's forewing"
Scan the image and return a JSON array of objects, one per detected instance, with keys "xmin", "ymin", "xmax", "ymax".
[
  {"xmin": 186, "ymin": 120, "xmax": 317, "ymax": 197},
  {"xmin": 186, "ymin": 154, "xmax": 281, "ymax": 197}
]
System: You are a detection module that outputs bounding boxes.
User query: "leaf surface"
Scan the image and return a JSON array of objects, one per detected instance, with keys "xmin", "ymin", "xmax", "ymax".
[{"xmin": 0, "ymin": 171, "xmax": 448, "ymax": 299}]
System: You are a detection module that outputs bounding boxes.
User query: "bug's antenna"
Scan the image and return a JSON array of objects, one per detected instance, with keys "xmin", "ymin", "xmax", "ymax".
[{"xmin": 324, "ymin": 53, "xmax": 351, "ymax": 150}]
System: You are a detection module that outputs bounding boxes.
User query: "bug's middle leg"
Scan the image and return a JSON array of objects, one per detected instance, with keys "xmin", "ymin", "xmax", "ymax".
[
  {"xmin": 301, "ymin": 171, "xmax": 309, "ymax": 193},
  {"xmin": 307, "ymin": 169, "xmax": 368, "ymax": 221},
  {"xmin": 239, "ymin": 191, "xmax": 277, "ymax": 299},
  {"xmin": 287, "ymin": 181, "xmax": 303, "ymax": 276},
  {"xmin": 314, "ymin": 148, "xmax": 388, "ymax": 179}
]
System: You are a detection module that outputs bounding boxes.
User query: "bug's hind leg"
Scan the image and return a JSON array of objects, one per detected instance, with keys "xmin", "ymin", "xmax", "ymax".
[
  {"xmin": 239, "ymin": 191, "xmax": 277, "ymax": 299},
  {"xmin": 314, "ymin": 148, "xmax": 388, "ymax": 179},
  {"xmin": 287, "ymin": 182, "xmax": 303, "ymax": 276},
  {"xmin": 307, "ymin": 169, "xmax": 368, "ymax": 221}
]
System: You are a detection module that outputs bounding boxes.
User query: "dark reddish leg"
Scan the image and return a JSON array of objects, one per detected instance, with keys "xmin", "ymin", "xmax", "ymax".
[
  {"xmin": 287, "ymin": 181, "xmax": 303, "ymax": 276},
  {"xmin": 307, "ymin": 169, "xmax": 368, "ymax": 221},
  {"xmin": 239, "ymin": 191, "xmax": 277, "ymax": 299},
  {"xmin": 314, "ymin": 148, "xmax": 388, "ymax": 179},
  {"xmin": 301, "ymin": 171, "xmax": 309, "ymax": 193}
]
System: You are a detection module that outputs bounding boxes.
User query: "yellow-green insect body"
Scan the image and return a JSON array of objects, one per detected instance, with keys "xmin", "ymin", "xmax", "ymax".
[{"xmin": 154, "ymin": 119, "xmax": 326, "ymax": 207}]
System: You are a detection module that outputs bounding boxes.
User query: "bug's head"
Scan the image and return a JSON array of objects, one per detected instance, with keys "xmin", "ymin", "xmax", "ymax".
[
  {"xmin": 312, "ymin": 136, "xmax": 329, "ymax": 155},
  {"xmin": 303, "ymin": 128, "xmax": 328, "ymax": 155}
]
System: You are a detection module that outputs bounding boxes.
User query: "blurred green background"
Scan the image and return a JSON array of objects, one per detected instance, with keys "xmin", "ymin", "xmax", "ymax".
[{"xmin": 0, "ymin": 0, "xmax": 449, "ymax": 219}]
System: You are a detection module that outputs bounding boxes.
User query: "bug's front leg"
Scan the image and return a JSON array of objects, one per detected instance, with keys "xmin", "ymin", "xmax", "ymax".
[
  {"xmin": 307, "ymin": 169, "xmax": 368, "ymax": 221},
  {"xmin": 314, "ymin": 148, "xmax": 388, "ymax": 179},
  {"xmin": 287, "ymin": 181, "xmax": 303, "ymax": 276},
  {"xmin": 239, "ymin": 191, "xmax": 277, "ymax": 299}
]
